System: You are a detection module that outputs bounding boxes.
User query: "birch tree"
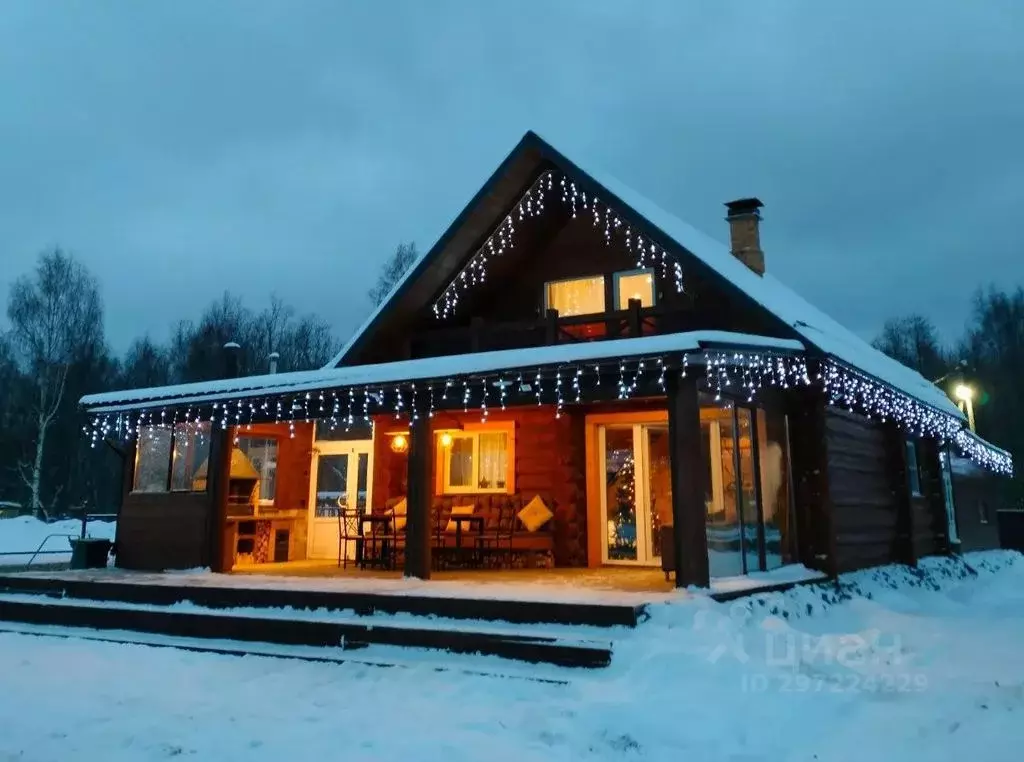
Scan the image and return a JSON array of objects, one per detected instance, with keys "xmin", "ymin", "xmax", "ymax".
[{"xmin": 7, "ymin": 249, "xmax": 103, "ymax": 519}]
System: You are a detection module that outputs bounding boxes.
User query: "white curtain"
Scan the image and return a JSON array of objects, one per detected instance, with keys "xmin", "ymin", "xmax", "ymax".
[{"xmin": 547, "ymin": 276, "xmax": 605, "ymax": 316}]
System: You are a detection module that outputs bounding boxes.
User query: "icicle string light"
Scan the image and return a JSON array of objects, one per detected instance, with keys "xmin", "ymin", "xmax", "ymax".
[
  {"xmin": 84, "ymin": 352, "xmax": 1011, "ymax": 474},
  {"xmin": 433, "ymin": 169, "xmax": 684, "ymax": 318}
]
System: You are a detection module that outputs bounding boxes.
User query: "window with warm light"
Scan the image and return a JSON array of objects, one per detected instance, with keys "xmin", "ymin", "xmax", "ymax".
[
  {"xmin": 170, "ymin": 422, "xmax": 212, "ymax": 492},
  {"xmin": 439, "ymin": 427, "xmax": 513, "ymax": 494},
  {"xmin": 614, "ymin": 269, "xmax": 656, "ymax": 310},
  {"xmin": 545, "ymin": 275, "xmax": 606, "ymax": 317},
  {"xmin": 236, "ymin": 436, "xmax": 278, "ymax": 505}
]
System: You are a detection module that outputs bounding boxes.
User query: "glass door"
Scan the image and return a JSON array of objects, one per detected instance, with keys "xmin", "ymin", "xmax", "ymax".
[
  {"xmin": 599, "ymin": 424, "xmax": 669, "ymax": 566},
  {"xmin": 307, "ymin": 440, "xmax": 372, "ymax": 561}
]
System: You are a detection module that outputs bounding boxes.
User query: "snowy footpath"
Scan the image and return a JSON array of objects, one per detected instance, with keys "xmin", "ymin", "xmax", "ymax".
[{"xmin": 0, "ymin": 551, "xmax": 1022, "ymax": 761}]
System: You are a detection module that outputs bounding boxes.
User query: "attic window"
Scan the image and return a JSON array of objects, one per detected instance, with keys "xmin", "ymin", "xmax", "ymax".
[
  {"xmin": 614, "ymin": 269, "xmax": 655, "ymax": 310},
  {"xmin": 545, "ymin": 275, "xmax": 605, "ymax": 317}
]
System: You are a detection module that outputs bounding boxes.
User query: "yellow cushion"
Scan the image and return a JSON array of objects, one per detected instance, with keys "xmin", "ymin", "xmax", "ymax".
[
  {"xmin": 392, "ymin": 515, "xmax": 407, "ymax": 532},
  {"xmin": 393, "ymin": 498, "xmax": 407, "ymax": 516},
  {"xmin": 445, "ymin": 504, "xmax": 476, "ymax": 533},
  {"xmin": 517, "ymin": 496, "xmax": 553, "ymax": 532}
]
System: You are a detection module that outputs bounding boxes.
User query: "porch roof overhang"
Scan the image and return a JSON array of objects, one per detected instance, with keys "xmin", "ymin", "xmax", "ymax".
[{"xmin": 80, "ymin": 330, "xmax": 805, "ymax": 415}]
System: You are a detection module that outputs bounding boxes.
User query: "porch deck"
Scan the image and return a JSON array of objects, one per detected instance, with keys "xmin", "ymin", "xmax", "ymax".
[{"xmin": 1, "ymin": 562, "xmax": 825, "ymax": 608}]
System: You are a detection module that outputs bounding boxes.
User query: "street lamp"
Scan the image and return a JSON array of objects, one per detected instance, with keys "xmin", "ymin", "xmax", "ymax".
[{"xmin": 954, "ymin": 383, "xmax": 976, "ymax": 433}]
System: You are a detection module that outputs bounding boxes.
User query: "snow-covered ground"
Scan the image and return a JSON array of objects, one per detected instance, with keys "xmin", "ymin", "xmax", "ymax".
[
  {"xmin": 0, "ymin": 551, "xmax": 1021, "ymax": 761},
  {"xmin": 0, "ymin": 516, "xmax": 116, "ymax": 566}
]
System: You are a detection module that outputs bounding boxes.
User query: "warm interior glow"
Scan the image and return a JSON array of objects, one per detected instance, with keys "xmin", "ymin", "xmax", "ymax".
[
  {"xmin": 545, "ymin": 275, "xmax": 606, "ymax": 316},
  {"xmin": 390, "ymin": 433, "xmax": 408, "ymax": 453},
  {"xmin": 615, "ymin": 270, "xmax": 655, "ymax": 310},
  {"xmin": 954, "ymin": 383, "xmax": 974, "ymax": 402}
]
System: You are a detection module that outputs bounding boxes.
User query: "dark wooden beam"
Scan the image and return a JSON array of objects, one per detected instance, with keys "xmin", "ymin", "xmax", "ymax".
[
  {"xmin": 786, "ymin": 372, "xmax": 836, "ymax": 577},
  {"xmin": 206, "ymin": 425, "xmax": 234, "ymax": 573},
  {"xmin": 112, "ymin": 438, "xmax": 136, "ymax": 567},
  {"xmin": 404, "ymin": 414, "xmax": 433, "ymax": 579},
  {"xmin": 748, "ymin": 406, "xmax": 767, "ymax": 572},
  {"xmin": 666, "ymin": 373, "xmax": 709, "ymax": 588}
]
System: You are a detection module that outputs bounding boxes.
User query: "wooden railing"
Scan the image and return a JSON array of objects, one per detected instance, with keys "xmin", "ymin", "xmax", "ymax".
[{"xmin": 411, "ymin": 299, "xmax": 679, "ymax": 358}]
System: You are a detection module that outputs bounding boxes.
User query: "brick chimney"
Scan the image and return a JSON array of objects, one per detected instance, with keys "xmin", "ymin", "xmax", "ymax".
[{"xmin": 725, "ymin": 197, "xmax": 765, "ymax": 275}]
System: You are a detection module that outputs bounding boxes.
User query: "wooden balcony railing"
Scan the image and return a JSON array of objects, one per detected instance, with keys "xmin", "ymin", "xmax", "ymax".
[{"xmin": 410, "ymin": 299, "xmax": 684, "ymax": 359}]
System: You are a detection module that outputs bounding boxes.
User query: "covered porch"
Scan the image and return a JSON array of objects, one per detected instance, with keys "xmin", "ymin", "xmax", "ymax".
[{"xmin": 82, "ymin": 332, "xmax": 816, "ymax": 590}]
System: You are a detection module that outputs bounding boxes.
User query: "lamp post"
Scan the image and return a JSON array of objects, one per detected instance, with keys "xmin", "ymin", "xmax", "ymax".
[{"xmin": 954, "ymin": 383, "xmax": 976, "ymax": 433}]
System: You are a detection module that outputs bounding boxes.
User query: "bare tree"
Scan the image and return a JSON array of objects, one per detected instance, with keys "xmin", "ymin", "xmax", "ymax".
[
  {"xmin": 247, "ymin": 294, "xmax": 295, "ymax": 374},
  {"xmin": 120, "ymin": 336, "xmax": 171, "ymax": 390},
  {"xmin": 368, "ymin": 242, "xmax": 418, "ymax": 306},
  {"xmin": 872, "ymin": 314, "xmax": 948, "ymax": 381},
  {"xmin": 7, "ymin": 249, "xmax": 103, "ymax": 519},
  {"xmin": 282, "ymin": 314, "xmax": 340, "ymax": 371}
]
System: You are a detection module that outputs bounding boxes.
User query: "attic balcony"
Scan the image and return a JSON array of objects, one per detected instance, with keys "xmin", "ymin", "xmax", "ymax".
[{"xmin": 408, "ymin": 299, "xmax": 690, "ymax": 359}]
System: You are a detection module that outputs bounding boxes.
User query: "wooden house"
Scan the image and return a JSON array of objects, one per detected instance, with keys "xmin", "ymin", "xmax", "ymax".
[{"xmin": 80, "ymin": 131, "xmax": 1012, "ymax": 588}]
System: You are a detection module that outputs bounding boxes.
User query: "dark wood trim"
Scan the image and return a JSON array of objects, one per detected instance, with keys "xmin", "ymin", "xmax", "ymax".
[
  {"xmin": 787, "ymin": 372, "xmax": 836, "ymax": 576},
  {"xmin": 113, "ymin": 439, "xmax": 136, "ymax": 557},
  {"xmin": 206, "ymin": 425, "xmax": 233, "ymax": 573},
  {"xmin": 667, "ymin": 373, "xmax": 709, "ymax": 588},
  {"xmin": 749, "ymin": 405, "xmax": 767, "ymax": 572},
  {"xmin": 404, "ymin": 415, "xmax": 433, "ymax": 579}
]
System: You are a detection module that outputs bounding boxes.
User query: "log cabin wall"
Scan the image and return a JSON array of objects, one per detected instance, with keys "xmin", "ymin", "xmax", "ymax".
[
  {"xmin": 824, "ymin": 408, "xmax": 905, "ymax": 573},
  {"xmin": 950, "ymin": 454, "xmax": 1005, "ymax": 551},
  {"xmin": 372, "ymin": 406, "xmax": 588, "ymax": 566},
  {"xmin": 786, "ymin": 385, "xmax": 835, "ymax": 574},
  {"xmin": 116, "ymin": 492, "xmax": 211, "ymax": 570}
]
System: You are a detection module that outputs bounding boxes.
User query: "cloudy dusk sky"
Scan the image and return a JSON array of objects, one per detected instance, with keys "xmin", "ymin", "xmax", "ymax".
[{"xmin": 2, "ymin": 1, "xmax": 1022, "ymax": 351}]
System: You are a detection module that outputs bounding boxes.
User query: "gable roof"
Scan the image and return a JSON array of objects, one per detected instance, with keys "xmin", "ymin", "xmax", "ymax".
[{"xmin": 330, "ymin": 130, "xmax": 962, "ymax": 420}]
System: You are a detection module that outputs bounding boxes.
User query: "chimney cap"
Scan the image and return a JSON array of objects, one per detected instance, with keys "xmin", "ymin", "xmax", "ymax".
[{"xmin": 725, "ymin": 197, "xmax": 764, "ymax": 216}]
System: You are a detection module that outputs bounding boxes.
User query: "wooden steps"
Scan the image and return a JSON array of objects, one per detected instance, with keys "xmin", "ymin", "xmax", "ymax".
[
  {"xmin": 0, "ymin": 572, "xmax": 641, "ymax": 668},
  {"xmin": 0, "ymin": 573, "xmax": 646, "ymax": 628}
]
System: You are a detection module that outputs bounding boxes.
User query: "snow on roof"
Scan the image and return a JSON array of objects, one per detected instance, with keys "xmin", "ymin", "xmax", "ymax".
[
  {"xmin": 81, "ymin": 330, "xmax": 803, "ymax": 413},
  {"xmin": 533, "ymin": 131, "xmax": 964, "ymax": 420},
  {"xmin": 327, "ymin": 130, "xmax": 961, "ymax": 420}
]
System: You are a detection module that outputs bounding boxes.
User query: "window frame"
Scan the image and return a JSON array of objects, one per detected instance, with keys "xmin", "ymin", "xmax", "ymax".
[
  {"xmin": 612, "ymin": 267, "xmax": 657, "ymax": 311},
  {"xmin": 169, "ymin": 422, "xmax": 212, "ymax": 493},
  {"xmin": 905, "ymin": 439, "xmax": 923, "ymax": 497},
  {"xmin": 235, "ymin": 434, "xmax": 280, "ymax": 507},
  {"xmin": 543, "ymin": 274, "xmax": 607, "ymax": 317},
  {"xmin": 435, "ymin": 421, "xmax": 515, "ymax": 496},
  {"xmin": 132, "ymin": 425, "xmax": 174, "ymax": 494}
]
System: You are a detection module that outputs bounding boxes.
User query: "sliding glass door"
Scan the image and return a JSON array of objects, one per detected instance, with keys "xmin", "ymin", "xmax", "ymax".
[{"xmin": 701, "ymin": 397, "xmax": 795, "ymax": 577}]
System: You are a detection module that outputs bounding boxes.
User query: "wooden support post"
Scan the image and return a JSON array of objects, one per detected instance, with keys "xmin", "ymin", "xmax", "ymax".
[
  {"xmin": 786, "ymin": 374, "xmax": 837, "ymax": 577},
  {"xmin": 206, "ymin": 424, "xmax": 234, "ymax": 573},
  {"xmin": 749, "ymin": 407, "xmax": 768, "ymax": 572},
  {"xmin": 404, "ymin": 413, "xmax": 433, "ymax": 579},
  {"xmin": 114, "ymin": 439, "xmax": 136, "ymax": 565},
  {"xmin": 545, "ymin": 309, "xmax": 559, "ymax": 345},
  {"xmin": 627, "ymin": 298, "xmax": 642, "ymax": 337},
  {"xmin": 666, "ymin": 373, "xmax": 709, "ymax": 588}
]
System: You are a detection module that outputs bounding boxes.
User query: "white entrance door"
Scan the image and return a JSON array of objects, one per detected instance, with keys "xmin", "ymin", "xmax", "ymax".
[
  {"xmin": 598, "ymin": 424, "xmax": 672, "ymax": 565},
  {"xmin": 307, "ymin": 440, "xmax": 373, "ymax": 561}
]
